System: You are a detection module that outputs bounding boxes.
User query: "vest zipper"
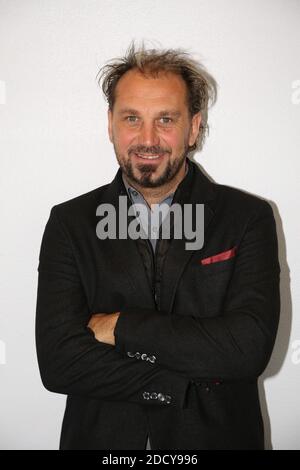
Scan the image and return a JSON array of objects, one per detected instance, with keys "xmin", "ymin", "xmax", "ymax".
[{"xmin": 146, "ymin": 238, "xmax": 159, "ymax": 308}]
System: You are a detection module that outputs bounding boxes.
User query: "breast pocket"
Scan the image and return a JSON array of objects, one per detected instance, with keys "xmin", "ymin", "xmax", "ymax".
[{"xmin": 195, "ymin": 257, "xmax": 235, "ymax": 316}]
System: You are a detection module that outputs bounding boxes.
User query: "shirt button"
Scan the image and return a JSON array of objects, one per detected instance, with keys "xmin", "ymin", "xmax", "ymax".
[{"xmin": 132, "ymin": 190, "xmax": 138, "ymax": 197}]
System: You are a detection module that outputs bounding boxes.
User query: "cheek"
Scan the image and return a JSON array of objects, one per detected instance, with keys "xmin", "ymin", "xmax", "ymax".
[
  {"xmin": 162, "ymin": 129, "xmax": 186, "ymax": 150},
  {"xmin": 114, "ymin": 127, "xmax": 136, "ymax": 149}
]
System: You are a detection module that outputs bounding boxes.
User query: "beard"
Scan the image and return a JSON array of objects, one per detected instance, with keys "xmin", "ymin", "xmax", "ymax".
[{"xmin": 114, "ymin": 144, "xmax": 190, "ymax": 188}]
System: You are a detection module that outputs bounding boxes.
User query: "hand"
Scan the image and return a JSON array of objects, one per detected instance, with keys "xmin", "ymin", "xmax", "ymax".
[{"xmin": 87, "ymin": 312, "xmax": 120, "ymax": 346}]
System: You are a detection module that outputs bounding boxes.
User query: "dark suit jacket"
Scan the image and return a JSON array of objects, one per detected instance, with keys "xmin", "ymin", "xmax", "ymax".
[{"xmin": 35, "ymin": 159, "xmax": 281, "ymax": 450}]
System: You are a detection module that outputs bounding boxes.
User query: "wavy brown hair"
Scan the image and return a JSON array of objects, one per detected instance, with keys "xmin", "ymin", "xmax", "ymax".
[{"xmin": 97, "ymin": 41, "xmax": 217, "ymax": 153}]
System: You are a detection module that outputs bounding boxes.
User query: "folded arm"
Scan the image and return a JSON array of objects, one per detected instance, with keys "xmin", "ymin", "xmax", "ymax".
[
  {"xmin": 35, "ymin": 206, "xmax": 190, "ymax": 409},
  {"xmin": 114, "ymin": 201, "xmax": 281, "ymax": 381}
]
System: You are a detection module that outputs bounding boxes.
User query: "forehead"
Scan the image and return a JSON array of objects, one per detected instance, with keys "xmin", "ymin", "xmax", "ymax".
[{"xmin": 113, "ymin": 69, "xmax": 188, "ymax": 109}]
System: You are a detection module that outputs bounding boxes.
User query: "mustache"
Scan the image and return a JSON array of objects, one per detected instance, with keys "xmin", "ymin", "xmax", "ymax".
[{"xmin": 129, "ymin": 146, "xmax": 170, "ymax": 156}]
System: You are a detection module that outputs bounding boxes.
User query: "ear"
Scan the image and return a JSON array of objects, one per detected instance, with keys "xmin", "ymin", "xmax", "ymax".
[
  {"xmin": 188, "ymin": 112, "xmax": 202, "ymax": 147},
  {"xmin": 108, "ymin": 108, "xmax": 113, "ymax": 143}
]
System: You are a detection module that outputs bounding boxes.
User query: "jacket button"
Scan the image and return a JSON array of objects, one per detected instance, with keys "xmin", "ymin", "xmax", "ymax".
[
  {"xmin": 157, "ymin": 393, "xmax": 165, "ymax": 402},
  {"xmin": 165, "ymin": 395, "xmax": 172, "ymax": 404},
  {"xmin": 150, "ymin": 392, "xmax": 158, "ymax": 400},
  {"xmin": 148, "ymin": 355, "xmax": 156, "ymax": 363},
  {"xmin": 126, "ymin": 351, "xmax": 136, "ymax": 358},
  {"xmin": 142, "ymin": 392, "xmax": 150, "ymax": 400},
  {"xmin": 141, "ymin": 353, "xmax": 148, "ymax": 361}
]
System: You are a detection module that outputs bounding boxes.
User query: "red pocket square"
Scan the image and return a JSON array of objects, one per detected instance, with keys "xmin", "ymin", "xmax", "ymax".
[{"xmin": 199, "ymin": 246, "xmax": 237, "ymax": 265}]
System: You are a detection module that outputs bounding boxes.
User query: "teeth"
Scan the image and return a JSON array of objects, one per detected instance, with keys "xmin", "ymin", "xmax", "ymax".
[{"xmin": 136, "ymin": 154, "xmax": 161, "ymax": 160}]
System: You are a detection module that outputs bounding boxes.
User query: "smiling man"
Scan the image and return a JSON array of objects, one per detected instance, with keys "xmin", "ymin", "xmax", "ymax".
[
  {"xmin": 108, "ymin": 68, "xmax": 200, "ymax": 202},
  {"xmin": 35, "ymin": 42, "xmax": 280, "ymax": 450}
]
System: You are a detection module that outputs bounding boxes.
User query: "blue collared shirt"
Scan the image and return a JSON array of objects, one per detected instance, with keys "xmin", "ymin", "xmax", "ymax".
[{"xmin": 121, "ymin": 162, "xmax": 188, "ymax": 254}]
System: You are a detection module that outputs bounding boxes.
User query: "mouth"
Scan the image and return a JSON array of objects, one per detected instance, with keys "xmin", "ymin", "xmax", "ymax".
[{"xmin": 134, "ymin": 153, "xmax": 166, "ymax": 162}]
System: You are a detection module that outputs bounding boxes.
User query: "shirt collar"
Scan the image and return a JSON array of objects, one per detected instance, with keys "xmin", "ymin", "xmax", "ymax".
[{"xmin": 121, "ymin": 159, "xmax": 189, "ymax": 203}]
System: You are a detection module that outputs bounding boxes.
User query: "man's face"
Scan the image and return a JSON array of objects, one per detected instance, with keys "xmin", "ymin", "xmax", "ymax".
[{"xmin": 108, "ymin": 69, "xmax": 201, "ymax": 188}]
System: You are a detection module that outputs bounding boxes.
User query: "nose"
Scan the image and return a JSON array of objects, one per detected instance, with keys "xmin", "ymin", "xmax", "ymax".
[{"xmin": 138, "ymin": 121, "xmax": 160, "ymax": 147}]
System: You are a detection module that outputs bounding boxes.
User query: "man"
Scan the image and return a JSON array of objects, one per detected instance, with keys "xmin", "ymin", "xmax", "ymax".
[{"xmin": 35, "ymin": 43, "xmax": 281, "ymax": 450}]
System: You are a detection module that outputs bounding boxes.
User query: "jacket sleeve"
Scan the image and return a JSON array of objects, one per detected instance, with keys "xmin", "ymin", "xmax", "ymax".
[
  {"xmin": 114, "ymin": 200, "xmax": 281, "ymax": 381},
  {"xmin": 35, "ymin": 206, "xmax": 190, "ymax": 408}
]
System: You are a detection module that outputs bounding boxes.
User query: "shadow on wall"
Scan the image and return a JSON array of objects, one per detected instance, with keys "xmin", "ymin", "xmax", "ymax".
[
  {"xmin": 191, "ymin": 158, "xmax": 291, "ymax": 451},
  {"xmin": 259, "ymin": 203, "xmax": 290, "ymax": 451}
]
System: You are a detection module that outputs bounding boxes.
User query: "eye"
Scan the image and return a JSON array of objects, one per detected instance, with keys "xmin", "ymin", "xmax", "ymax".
[
  {"xmin": 126, "ymin": 115, "xmax": 139, "ymax": 123},
  {"xmin": 159, "ymin": 117, "xmax": 173, "ymax": 125}
]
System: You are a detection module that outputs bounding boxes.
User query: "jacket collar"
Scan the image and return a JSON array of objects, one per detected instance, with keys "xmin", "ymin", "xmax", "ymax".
[{"xmin": 105, "ymin": 157, "xmax": 216, "ymax": 205}]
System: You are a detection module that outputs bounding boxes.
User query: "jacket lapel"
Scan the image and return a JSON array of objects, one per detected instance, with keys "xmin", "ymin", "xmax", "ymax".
[
  {"xmin": 99, "ymin": 168, "xmax": 156, "ymax": 309},
  {"xmin": 160, "ymin": 159, "xmax": 217, "ymax": 313}
]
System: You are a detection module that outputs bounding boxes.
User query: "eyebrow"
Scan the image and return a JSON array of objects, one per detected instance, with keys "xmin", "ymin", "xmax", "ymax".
[{"xmin": 117, "ymin": 108, "xmax": 181, "ymax": 118}]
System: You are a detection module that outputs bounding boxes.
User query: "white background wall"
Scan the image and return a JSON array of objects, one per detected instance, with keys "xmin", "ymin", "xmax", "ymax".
[{"xmin": 0, "ymin": 0, "xmax": 299, "ymax": 450}]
